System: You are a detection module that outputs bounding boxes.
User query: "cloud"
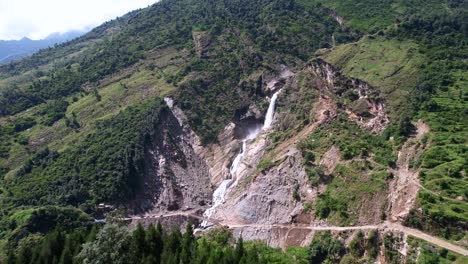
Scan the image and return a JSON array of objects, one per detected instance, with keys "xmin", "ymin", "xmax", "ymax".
[{"xmin": 0, "ymin": 0, "xmax": 156, "ymax": 40}]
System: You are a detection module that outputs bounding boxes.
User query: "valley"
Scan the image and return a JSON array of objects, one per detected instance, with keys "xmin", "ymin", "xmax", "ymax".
[{"xmin": 0, "ymin": 0, "xmax": 466, "ymax": 263}]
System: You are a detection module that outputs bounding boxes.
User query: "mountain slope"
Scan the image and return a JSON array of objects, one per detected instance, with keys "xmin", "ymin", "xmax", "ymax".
[{"xmin": 0, "ymin": 0, "xmax": 466, "ymax": 262}]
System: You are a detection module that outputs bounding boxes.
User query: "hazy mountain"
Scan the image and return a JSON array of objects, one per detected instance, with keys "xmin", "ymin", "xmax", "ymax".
[{"xmin": 0, "ymin": 30, "xmax": 85, "ymax": 64}]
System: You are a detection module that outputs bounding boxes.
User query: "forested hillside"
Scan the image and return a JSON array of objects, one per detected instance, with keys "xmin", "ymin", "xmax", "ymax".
[{"xmin": 0, "ymin": 0, "xmax": 466, "ymax": 263}]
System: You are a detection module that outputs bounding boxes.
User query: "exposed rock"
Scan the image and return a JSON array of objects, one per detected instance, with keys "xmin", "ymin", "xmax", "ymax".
[
  {"xmin": 387, "ymin": 121, "xmax": 429, "ymax": 222},
  {"xmin": 215, "ymin": 149, "xmax": 314, "ymax": 225},
  {"xmin": 306, "ymin": 59, "xmax": 389, "ymax": 133},
  {"xmin": 264, "ymin": 66, "xmax": 295, "ymax": 93},
  {"xmin": 315, "ymin": 94, "xmax": 337, "ymax": 124},
  {"xmin": 81, "ymin": 82, "xmax": 94, "ymax": 92},
  {"xmin": 192, "ymin": 31, "xmax": 211, "ymax": 57},
  {"xmin": 235, "ymin": 103, "xmax": 264, "ymax": 121},
  {"xmin": 228, "ymin": 132, "xmax": 269, "ymax": 189},
  {"xmin": 345, "ymin": 81, "xmax": 389, "ymax": 132},
  {"xmin": 271, "ymin": 94, "xmax": 337, "ymax": 159},
  {"xmin": 319, "ymin": 145, "xmax": 340, "ymax": 175},
  {"xmin": 131, "ymin": 62, "xmax": 394, "ymax": 246},
  {"xmin": 165, "ymin": 97, "xmax": 239, "ymax": 187},
  {"xmin": 137, "ymin": 60, "xmax": 394, "ymax": 247},
  {"xmin": 327, "ymin": 8, "xmax": 346, "ymax": 27},
  {"xmin": 128, "ymin": 103, "xmax": 212, "ymax": 214},
  {"xmin": 198, "ymin": 123, "xmax": 240, "ymax": 186}
]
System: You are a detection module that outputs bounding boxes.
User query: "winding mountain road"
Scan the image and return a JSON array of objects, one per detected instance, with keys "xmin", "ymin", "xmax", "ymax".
[
  {"xmin": 119, "ymin": 122, "xmax": 468, "ymax": 256},
  {"xmin": 122, "ymin": 212, "xmax": 468, "ymax": 256}
]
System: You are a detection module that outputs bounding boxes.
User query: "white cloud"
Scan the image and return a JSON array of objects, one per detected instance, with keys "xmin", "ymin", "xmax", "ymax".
[{"xmin": 0, "ymin": 0, "xmax": 156, "ymax": 40}]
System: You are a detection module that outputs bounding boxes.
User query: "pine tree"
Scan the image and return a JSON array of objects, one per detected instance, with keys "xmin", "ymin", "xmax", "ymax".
[
  {"xmin": 77, "ymin": 224, "xmax": 132, "ymax": 264},
  {"xmin": 16, "ymin": 246, "xmax": 33, "ymax": 264},
  {"xmin": 37, "ymin": 227, "xmax": 65, "ymax": 264},
  {"xmin": 161, "ymin": 229, "xmax": 182, "ymax": 264},
  {"xmin": 398, "ymin": 115, "xmax": 414, "ymax": 137},
  {"xmin": 156, "ymin": 222, "xmax": 163, "ymax": 235},
  {"xmin": 51, "ymin": 228, "xmax": 65, "ymax": 260},
  {"xmin": 207, "ymin": 247, "xmax": 223, "ymax": 264},
  {"xmin": 131, "ymin": 223, "xmax": 146, "ymax": 262},
  {"xmin": 59, "ymin": 238, "xmax": 73, "ymax": 264},
  {"xmin": 39, "ymin": 236, "xmax": 53, "ymax": 263},
  {"xmin": 241, "ymin": 244, "xmax": 259, "ymax": 264},
  {"xmin": 180, "ymin": 223, "xmax": 195, "ymax": 263},
  {"xmin": 235, "ymin": 237, "xmax": 245, "ymax": 263},
  {"xmin": 196, "ymin": 237, "xmax": 210, "ymax": 264},
  {"xmin": 146, "ymin": 223, "xmax": 163, "ymax": 264}
]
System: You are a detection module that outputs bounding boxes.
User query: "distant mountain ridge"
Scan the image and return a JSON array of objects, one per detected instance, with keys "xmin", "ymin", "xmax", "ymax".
[{"xmin": 0, "ymin": 30, "xmax": 85, "ymax": 64}]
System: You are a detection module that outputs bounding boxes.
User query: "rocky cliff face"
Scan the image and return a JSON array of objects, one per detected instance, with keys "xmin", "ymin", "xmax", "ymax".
[
  {"xmin": 121, "ymin": 59, "xmax": 443, "ymax": 256},
  {"xmin": 131, "ymin": 59, "xmax": 402, "ymax": 247},
  {"xmin": 128, "ymin": 103, "xmax": 212, "ymax": 214},
  {"xmin": 216, "ymin": 148, "xmax": 312, "ymax": 225}
]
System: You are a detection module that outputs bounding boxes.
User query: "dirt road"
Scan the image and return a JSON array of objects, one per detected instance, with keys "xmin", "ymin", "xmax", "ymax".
[{"xmin": 123, "ymin": 212, "xmax": 468, "ymax": 256}]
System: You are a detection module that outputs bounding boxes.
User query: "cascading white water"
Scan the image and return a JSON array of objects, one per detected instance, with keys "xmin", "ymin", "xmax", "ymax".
[
  {"xmin": 200, "ymin": 179, "xmax": 232, "ymax": 227},
  {"xmin": 229, "ymin": 141, "xmax": 246, "ymax": 175},
  {"xmin": 200, "ymin": 90, "xmax": 281, "ymax": 228},
  {"xmin": 263, "ymin": 90, "xmax": 281, "ymax": 129},
  {"xmin": 228, "ymin": 123, "xmax": 264, "ymax": 177},
  {"xmin": 201, "ymin": 139, "xmax": 249, "ymax": 227}
]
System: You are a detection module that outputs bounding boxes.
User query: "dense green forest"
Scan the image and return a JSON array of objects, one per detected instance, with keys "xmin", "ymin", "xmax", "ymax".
[
  {"xmin": 3, "ymin": 99, "xmax": 164, "ymax": 210},
  {"xmin": 0, "ymin": 0, "xmax": 466, "ymax": 262}
]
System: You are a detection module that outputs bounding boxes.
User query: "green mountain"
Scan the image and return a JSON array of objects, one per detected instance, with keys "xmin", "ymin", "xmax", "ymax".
[{"xmin": 0, "ymin": 0, "xmax": 466, "ymax": 263}]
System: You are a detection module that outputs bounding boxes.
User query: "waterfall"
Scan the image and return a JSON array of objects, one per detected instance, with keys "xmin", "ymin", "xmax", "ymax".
[
  {"xmin": 263, "ymin": 90, "xmax": 281, "ymax": 129},
  {"xmin": 201, "ymin": 141, "xmax": 247, "ymax": 227},
  {"xmin": 200, "ymin": 179, "xmax": 232, "ymax": 227},
  {"xmin": 200, "ymin": 90, "xmax": 281, "ymax": 228},
  {"xmin": 230, "ymin": 141, "xmax": 247, "ymax": 175}
]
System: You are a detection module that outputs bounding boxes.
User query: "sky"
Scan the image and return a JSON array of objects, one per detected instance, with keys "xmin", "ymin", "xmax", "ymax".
[{"xmin": 0, "ymin": 0, "xmax": 156, "ymax": 40}]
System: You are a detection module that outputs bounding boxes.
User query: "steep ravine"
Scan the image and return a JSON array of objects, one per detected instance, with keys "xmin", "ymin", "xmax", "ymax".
[
  {"xmin": 203, "ymin": 88, "xmax": 286, "ymax": 226},
  {"xmin": 120, "ymin": 61, "xmax": 468, "ymax": 260},
  {"xmin": 214, "ymin": 60, "xmax": 392, "ymax": 244},
  {"xmin": 130, "ymin": 61, "xmax": 436, "ymax": 252},
  {"xmin": 154, "ymin": 68, "xmax": 301, "ymax": 231}
]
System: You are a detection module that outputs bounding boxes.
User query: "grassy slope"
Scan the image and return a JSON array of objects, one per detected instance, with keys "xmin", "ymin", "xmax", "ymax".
[
  {"xmin": 1, "ymin": 48, "xmax": 183, "ymax": 180},
  {"xmin": 322, "ymin": 37, "xmax": 468, "ymax": 239},
  {"xmin": 315, "ymin": 0, "xmax": 453, "ymax": 32},
  {"xmin": 0, "ymin": 0, "xmax": 352, "ymax": 203},
  {"xmin": 321, "ymin": 36, "xmax": 424, "ymax": 119},
  {"xmin": 265, "ymin": 52, "xmax": 399, "ymax": 225},
  {"xmin": 299, "ymin": 119, "xmax": 393, "ymax": 226},
  {"xmin": 412, "ymin": 65, "xmax": 468, "ymax": 241},
  {"xmin": 318, "ymin": 6, "xmax": 467, "ymax": 242},
  {"xmin": 0, "ymin": 36, "xmax": 184, "ymax": 253},
  {"xmin": 288, "ymin": 35, "xmax": 424, "ymax": 226}
]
